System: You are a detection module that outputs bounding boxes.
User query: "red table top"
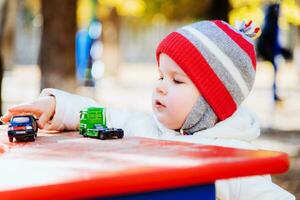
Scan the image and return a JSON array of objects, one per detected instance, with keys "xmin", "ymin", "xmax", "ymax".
[{"xmin": 0, "ymin": 126, "xmax": 289, "ymax": 200}]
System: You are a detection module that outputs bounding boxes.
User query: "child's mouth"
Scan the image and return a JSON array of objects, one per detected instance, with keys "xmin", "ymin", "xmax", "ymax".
[{"xmin": 155, "ymin": 100, "xmax": 166, "ymax": 109}]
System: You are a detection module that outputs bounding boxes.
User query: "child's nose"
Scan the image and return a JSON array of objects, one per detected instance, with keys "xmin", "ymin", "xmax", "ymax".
[{"xmin": 156, "ymin": 84, "xmax": 167, "ymax": 95}]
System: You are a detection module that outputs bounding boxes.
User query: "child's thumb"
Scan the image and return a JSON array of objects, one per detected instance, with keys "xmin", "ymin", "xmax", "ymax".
[{"xmin": 37, "ymin": 113, "xmax": 50, "ymax": 129}]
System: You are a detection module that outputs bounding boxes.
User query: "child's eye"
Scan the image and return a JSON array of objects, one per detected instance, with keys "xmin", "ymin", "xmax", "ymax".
[
  {"xmin": 158, "ymin": 77, "xmax": 163, "ymax": 80},
  {"xmin": 173, "ymin": 79, "xmax": 183, "ymax": 84}
]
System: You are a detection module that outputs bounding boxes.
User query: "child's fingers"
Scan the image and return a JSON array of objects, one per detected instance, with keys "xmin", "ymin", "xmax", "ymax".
[
  {"xmin": 1, "ymin": 111, "xmax": 40, "ymax": 124},
  {"xmin": 37, "ymin": 113, "xmax": 50, "ymax": 129},
  {"xmin": 0, "ymin": 112, "xmax": 13, "ymax": 123},
  {"xmin": 8, "ymin": 104, "xmax": 42, "ymax": 115}
]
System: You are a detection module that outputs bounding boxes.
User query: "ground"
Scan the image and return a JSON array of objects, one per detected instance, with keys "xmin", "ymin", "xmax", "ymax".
[{"xmin": 260, "ymin": 129, "xmax": 300, "ymax": 198}]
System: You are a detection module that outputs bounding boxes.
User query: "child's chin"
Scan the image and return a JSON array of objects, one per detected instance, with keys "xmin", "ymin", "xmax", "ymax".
[
  {"xmin": 154, "ymin": 113, "xmax": 167, "ymax": 125},
  {"xmin": 155, "ymin": 114, "xmax": 179, "ymax": 130}
]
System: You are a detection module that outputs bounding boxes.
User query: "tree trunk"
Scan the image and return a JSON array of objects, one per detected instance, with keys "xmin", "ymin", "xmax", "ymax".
[
  {"xmin": 101, "ymin": 7, "xmax": 121, "ymax": 78},
  {"xmin": 0, "ymin": 0, "xmax": 8, "ymax": 115},
  {"xmin": 1, "ymin": 0, "xmax": 17, "ymax": 70},
  {"xmin": 39, "ymin": 0, "xmax": 77, "ymax": 92}
]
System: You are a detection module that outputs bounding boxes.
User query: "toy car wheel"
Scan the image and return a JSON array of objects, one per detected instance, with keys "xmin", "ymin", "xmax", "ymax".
[
  {"xmin": 30, "ymin": 136, "xmax": 35, "ymax": 141},
  {"xmin": 99, "ymin": 133, "xmax": 105, "ymax": 140},
  {"xmin": 118, "ymin": 131, "xmax": 124, "ymax": 139},
  {"xmin": 83, "ymin": 132, "xmax": 88, "ymax": 137},
  {"xmin": 9, "ymin": 137, "xmax": 13, "ymax": 142}
]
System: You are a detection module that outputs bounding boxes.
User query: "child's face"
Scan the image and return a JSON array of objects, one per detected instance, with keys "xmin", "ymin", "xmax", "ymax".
[{"xmin": 152, "ymin": 53, "xmax": 200, "ymax": 130}]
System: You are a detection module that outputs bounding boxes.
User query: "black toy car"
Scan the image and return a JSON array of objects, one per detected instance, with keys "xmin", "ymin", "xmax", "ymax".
[
  {"xmin": 99, "ymin": 128, "xmax": 124, "ymax": 140},
  {"xmin": 8, "ymin": 115, "xmax": 38, "ymax": 142},
  {"xmin": 90, "ymin": 124, "xmax": 124, "ymax": 140}
]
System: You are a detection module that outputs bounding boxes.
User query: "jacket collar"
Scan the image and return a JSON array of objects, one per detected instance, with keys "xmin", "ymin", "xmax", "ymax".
[{"xmin": 153, "ymin": 106, "xmax": 261, "ymax": 142}]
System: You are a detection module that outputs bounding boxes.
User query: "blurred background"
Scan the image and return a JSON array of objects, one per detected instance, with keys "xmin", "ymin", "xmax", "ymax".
[{"xmin": 0, "ymin": 0, "xmax": 300, "ymax": 197}]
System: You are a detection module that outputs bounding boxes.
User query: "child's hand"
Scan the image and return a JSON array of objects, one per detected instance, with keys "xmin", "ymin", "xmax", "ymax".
[{"xmin": 1, "ymin": 96, "xmax": 56, "ymax": 129}]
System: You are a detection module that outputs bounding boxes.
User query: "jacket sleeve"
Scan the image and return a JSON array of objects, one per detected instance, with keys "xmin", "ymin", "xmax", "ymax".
[
  {"xmin": 39, "ymin": 88, "xmax": 142, "ymax": 133},
  {"xmin": 40, "ymin": 88, "xmax": 98, "ymax": 131},
  {"xmin": 105, "ymin": 108, "xmax": 158, "ymax": 137},
  {"xmin": 216, "ymin": 176, "xmax": 295, "ymax": 200}
]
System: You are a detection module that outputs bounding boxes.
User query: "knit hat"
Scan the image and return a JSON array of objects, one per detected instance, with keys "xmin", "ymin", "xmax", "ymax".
[{"xmin": 156, "ymin": 20, "xmax": 259, "ymax": 133}]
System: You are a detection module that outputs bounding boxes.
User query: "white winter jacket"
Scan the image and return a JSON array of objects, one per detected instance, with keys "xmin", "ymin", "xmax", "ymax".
[{"xmin": 40, "ymin": 88, "xmax": 295, "ymax": 200}]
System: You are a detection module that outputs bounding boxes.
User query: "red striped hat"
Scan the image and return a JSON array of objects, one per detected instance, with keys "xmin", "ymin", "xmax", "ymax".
[{"xmin": 156, "ymin": 20, "xmax": 259, "ymax": 121}]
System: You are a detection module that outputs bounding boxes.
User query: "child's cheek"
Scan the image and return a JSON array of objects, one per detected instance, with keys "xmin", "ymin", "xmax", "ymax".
[{"xmin": 166, "ymin": 94, "xmax": 188, "ymax": 126}]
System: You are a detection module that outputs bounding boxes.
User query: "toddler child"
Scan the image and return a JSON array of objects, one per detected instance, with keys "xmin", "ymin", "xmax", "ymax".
[{"xmin": 1, "ymin": 20, "xmax": 295, "ymax": 200}]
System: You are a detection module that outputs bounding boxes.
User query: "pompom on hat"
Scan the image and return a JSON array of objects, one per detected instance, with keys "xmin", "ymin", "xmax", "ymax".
[{"xmin": 156, "ymin": 20, "xmax": 260, "ymax": 124}]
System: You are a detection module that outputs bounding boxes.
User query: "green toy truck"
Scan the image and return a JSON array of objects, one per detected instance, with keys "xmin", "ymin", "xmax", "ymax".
[{"xmin": 79, "ymin": 107, "xmax": 124, "ymax": 140}]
